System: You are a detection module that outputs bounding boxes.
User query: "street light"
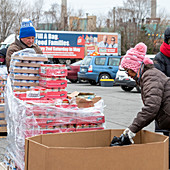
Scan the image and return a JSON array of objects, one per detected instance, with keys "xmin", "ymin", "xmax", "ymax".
[{"xmin": 86, "ymin": 13, "xmax": 89, "ymax": 31}]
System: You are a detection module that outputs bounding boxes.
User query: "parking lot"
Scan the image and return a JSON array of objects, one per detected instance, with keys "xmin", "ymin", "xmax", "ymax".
[
  {"xmin": 67, "ymin": 82, "xmax": 154, "ymax": 131},
  {"xmin": 0, "ymin": 82, "xmax": 155, "ymax": 162}
]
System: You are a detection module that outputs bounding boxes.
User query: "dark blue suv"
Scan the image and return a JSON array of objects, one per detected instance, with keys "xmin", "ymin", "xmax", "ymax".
[{"xmin": 78, "ymin": 55, "xmax": 121, "ymax": 85}]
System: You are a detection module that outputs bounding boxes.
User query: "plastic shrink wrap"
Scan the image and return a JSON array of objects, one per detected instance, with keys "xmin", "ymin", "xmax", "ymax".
[
  {"xmin": 3, "ymin": 49, "xmax": 105, "ymax": 170},
  {"xmin": 4, "ymin": 77, "xmax": 105, "ymax": 170}
]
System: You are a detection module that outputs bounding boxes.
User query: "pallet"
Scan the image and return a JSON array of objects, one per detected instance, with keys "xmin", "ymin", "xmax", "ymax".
[
  {"xmin": 0, "ymin": 105, "xmax": 7, "ymax": 135},
  {"xmin": 0, "ymin": 106, "xmax": 8, "ymax": 136},
  {"xmin": 0, "ymin": 120, "xmax": 7, "ymax": 134},
  {"xmin": 0, "ymin": 132, "xmax": 7, "ymax": 138}
]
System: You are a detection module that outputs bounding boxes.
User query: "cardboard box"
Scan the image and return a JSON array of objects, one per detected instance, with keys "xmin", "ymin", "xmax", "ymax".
[
  {"xmin": 13, "ymin": 75, "xmax": 39, "ymax": 80},
  {"xmin": 13, "ymin": 82, "xmax": 39, "ymax": 87},
  {"xmin": 39, "ymin": 64, "xmax": 67, "ymax": 77},
  {"xmin": 13, "ymin": 69, "xmax": 39, "ymax": 74},
  {"xmin": 14, "ymin": 62, "xmax": 41, "ymax": 67},
  {"xmin": 76, "ymin": 96, "xmax": 101, "ymax": 108},
  {"xmin": 25, "ymin": 129, "xmax": 169, "ymax": 170},
  {"xmin": 12, "ymin": 56, "xmax": 48, "ymax": 62},
  {"xmin": 67, "ymin": 92, "xmax": 95, "ymax": 99},
  {"xmin": 39, "ymin": 79, "xmax": 67, "ymax": 88},
  {"xmin": 68, "ymin": 91, "xmax": 101, "ymax": 108}
]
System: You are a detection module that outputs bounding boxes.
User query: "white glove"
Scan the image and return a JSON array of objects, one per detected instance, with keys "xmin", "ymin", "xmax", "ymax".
[{"xmin": 123, "ymin": 128, "xmax": 136, "ymax": 144}]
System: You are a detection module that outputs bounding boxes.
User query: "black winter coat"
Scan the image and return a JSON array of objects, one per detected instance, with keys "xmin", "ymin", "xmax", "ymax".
[{"xmin": 154, "ymin": 52, "xmax": 170, "ymax": 77}]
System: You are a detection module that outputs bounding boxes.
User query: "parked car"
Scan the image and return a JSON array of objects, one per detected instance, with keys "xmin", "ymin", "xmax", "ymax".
[
  {"xmin": 0, "ymin": 34, "xmax": 15, "ymax": 49},
  {"xmin": 114, "ymin": 55, "xmax": 155, "ymax": 92},
  {"xmin": 66, "ymin": 60, "xmax": 82, "ymax": 83},
  {"xmin": 78, "ymin": 55, "xmax": 121, "ymax": 85}
]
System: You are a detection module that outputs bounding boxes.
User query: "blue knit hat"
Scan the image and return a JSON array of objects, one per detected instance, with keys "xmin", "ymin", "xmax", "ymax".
[{"xmin": 19, "ymin": 19, "xmax": 36, "ymax": 38}]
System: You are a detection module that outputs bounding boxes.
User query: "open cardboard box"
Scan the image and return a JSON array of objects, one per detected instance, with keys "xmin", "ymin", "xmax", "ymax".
[
  {"xmin": 25, "ymin": 129, "xmax": 169, "ymax": 170},
  {"xmin": 67, "ymin": 91, "xmax": 101, "ymax": 108}
]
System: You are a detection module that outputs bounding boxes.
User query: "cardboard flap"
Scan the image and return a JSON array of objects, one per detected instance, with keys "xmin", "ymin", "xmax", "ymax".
[
  {"xmin": 25, "ymin": 137, "xmax": 47, "ymax": 170},
  {"xmin": 40, "ymin": 130, "xmax": 112, "ymax": 147},
  {"xmin": 67, "ymin": 91, "xmax": 79, "ymax": 99}
]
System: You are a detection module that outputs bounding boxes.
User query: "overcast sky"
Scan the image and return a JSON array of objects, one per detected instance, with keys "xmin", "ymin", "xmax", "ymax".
[{"xmin": 44, "ymin": 0, "xmax": 170, "ymax": 17}]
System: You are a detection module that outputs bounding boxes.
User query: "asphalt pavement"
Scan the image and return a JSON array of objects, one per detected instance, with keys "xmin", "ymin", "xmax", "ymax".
[
  {"xmin": 66, "ymin": 82, "xmax": 154, "ymax": 132},
  {"xmin": 0, "ymin": 82, "xmax": 155, "ymax": 162}
]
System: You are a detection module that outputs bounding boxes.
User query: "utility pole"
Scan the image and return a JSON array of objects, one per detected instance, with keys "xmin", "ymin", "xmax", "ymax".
[
  {"xmin": 151, "ymin": 0, "xmax": 157, "ymax": 18},
  {"xmin": 86, "ymin": 13, "xmax": 89, "ymax": 31},
  {"xmin": 113, "ymin": 7, "xmax": 116, "ymax": 32},
  {"xmin": 61, "ymin": 0, "xmax": 67, "ymax": 30}
]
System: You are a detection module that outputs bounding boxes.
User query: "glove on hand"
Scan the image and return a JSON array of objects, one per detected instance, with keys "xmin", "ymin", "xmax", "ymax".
[{"xmin": 123, "ymin": 128, "xmax": 136, "ymax": 144}]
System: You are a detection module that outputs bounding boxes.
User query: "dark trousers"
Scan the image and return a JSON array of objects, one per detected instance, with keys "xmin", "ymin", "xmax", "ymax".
[
  {"xmin": 168, "ymin": 133, "xmax": 170, "ymax": 169},
  {"xmin": 155, "ymin": 121, "xmax": 170, "ymax": 168}
]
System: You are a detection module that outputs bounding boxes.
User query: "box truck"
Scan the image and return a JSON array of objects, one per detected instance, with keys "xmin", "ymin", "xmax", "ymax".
[{"xmin": 1, "ymin": 31, "xmax": 121, "ymax": 64}]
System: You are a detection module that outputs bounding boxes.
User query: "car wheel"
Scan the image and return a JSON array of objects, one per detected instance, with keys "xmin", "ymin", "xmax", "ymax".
[
  {"xmin": 78, "ymin": 79, "xmax": 87, "ymax": 83},
  {"xmin": 69, "ymin": 79, "xmax": 78, "ymax": 83},
  {"xmin": 99, "ymin": 73, "xmax": 111, "ymax": 85},
  {"xmin": 136, "ymin": 85, "xmax": 141, "ymax": 93},
  {"xmin": 89, "ymin": 80, "xmax": 97, "ymax": 85},
  {"xmin": 121, "ymin": 85, "xmax": 134, "ymax": 92}
]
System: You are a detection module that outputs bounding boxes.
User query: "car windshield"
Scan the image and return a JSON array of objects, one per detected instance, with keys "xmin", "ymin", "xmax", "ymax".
[
  {"xmin": 71, "ymin": 60, "xmax": 82, "ymax": 66},
  {"xmin": 81, "ymin": 56, "xmax": 92, "ymax": 66}
]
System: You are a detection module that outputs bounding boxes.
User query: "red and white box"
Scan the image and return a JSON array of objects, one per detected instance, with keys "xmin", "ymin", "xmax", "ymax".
[
  {"xmin": 14, "ymin": 90, "xmax": 46, "ymax": 100},
  {"xmin": 26, "ymin": 117, "xmax": 77, "ymax": 126},
  {"xmin": 46, "ymin": 90, "xmax": 67, "ymax": 99},
  {"xmin": 39, "ymin": 78, "xmax": 67, "ymax": 88},
  {"xmin": 39, "ymin": 64, "xmax": 67, "ymax": 77},
  {"xmin": 14, "ymin": 88, "xmax": 67, "ymax": 100},
  {"xmin": 76, "ymin": 115, "xmax": 105, "ymax": 124}
]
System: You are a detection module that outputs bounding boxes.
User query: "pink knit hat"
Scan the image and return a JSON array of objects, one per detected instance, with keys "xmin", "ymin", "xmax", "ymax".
[{"xmin": 121, "ymin": 42, "xmax": 153, "ymax": 73}]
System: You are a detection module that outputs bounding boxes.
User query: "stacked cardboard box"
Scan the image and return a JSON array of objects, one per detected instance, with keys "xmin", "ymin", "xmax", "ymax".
[
  {"xmin": 39, "ymin": 64, "xmax": 68, "ymax": 99},
  {"xmin": 2, "ymin": 50, "xmax": 48, "ymax": 169},
  {"xmin": 4, "ymin": 97, "xmax": 105, "ymax": 169},
  {"xmin": 4, "ymin": 51, "xmax": 106, "ymax": 169},
  {"xmin": 9, "ymin": 52, "xmax": 48, "ymax": 92},
  {"xmin": 0, "ymin": 75, "xmax": 7, "ymax": 133},
  {"xmin": 4, "ymin": 70, "xmax": 105, "ymax": 169},
  {"xmin": 0, "ymin": 104, "xmax": 6, "ymax": 133},
  {"xmin": 11, "ymin": 91, "xmax": 105, "ymax": 138},
  {"xmin": 0, "ymin": 75, "xmax": 7, "ymax": 103},
  {"xmin": 24, "ymin": 98, "xmax": 105, "ymax": 137}
]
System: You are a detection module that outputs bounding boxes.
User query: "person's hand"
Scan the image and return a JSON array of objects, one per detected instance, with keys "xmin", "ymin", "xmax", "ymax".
[{"xmin": 123, "ymin": 128, "xmax": 136, "ymax": 144}]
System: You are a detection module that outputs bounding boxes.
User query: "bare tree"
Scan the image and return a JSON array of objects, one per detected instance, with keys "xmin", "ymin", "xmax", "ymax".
[
  {"xmin": 28, "ymin": 0, "xmax": 44, "ymax": 28},
  {"xmin": 11, "ymin": 0, "xmax": 31, "ymax": 36},
  {"xmin": 42, "ymin": 3, "xmax": 61, "ymax": 30},
  {"xmin": 0, "ymin": 0, "xmax": 19, "ymax": 41},
  {"xmin": 68, "ymin": 8, "xmax": 85, "ymax": 31},
  {"xmin": 106, "ymin": 0, "xmax": 170, "ymax": 55},
  {"xmin": 96, "ymin": 14, "xmax": 107, "ymax": 32},
  {"xmin": 0, "ymin": 0, "xmax": 40, "ymax": 42}
]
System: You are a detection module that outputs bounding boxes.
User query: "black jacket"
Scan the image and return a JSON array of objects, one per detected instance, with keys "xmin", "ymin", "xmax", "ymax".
[
  {"xmin": 154, "ymin": 52, "xmax": 170, "ymax": 77},
  {"xmin": 0, "ymin": 47, "xmax": 8, "ymax": 65}
]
